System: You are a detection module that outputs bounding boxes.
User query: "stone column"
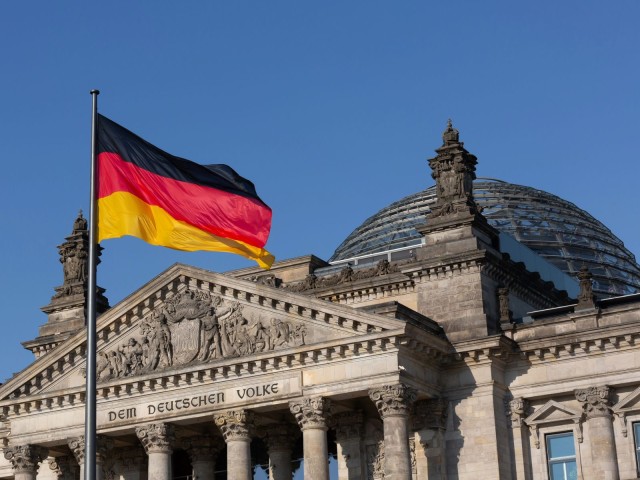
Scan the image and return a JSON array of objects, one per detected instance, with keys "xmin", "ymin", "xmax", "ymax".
[
  {"xmin": 575, "ymin": 386, "xmax": 619, "ymax": 480},
  {"xmin": 505, "ymin": 397, "xmax": 531, "ymax": 480},
  {"xmin": 68, "ymin": 435, "xmax": 114, "ymax": 480},
  {"xmin": 290, "ymin": 396, "xmax": 332, "ymax": 480},
  {"xmin": 49, "ymin": 455, "xmax": 80, "ymax": 480},
  {"xmin": 261, "ymin": 424, "xmax": 298, "ymax": 480},
  {"xmin": 333, "ymin": 411, "xmax": 364, "ymax": 479},
  {"xmin": 136, "ymin": 423, "xmax": 175, "ymax": 480},
  {"xmin": 183, "ymin": 434, "xmax": 222, "ymax": 480},
  {"xmin": 214, "ymin": 410, "xmax": 254, "ymax": 480},
  {"xmin": 369, "ymin": 384, "xmax": 417, "ymax": 480},
  {"xmin": 413, "ymin": 398, "xmax": 448, "ymax": 480},
  {"xmin": 4, "ymin": 444, "xmax": 48, "ymax": 480}
]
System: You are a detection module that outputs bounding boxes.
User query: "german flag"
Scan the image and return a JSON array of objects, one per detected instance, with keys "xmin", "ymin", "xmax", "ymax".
[{"xmin": 96, "ymin": 114, "xmax": 274, "ymax": 269}]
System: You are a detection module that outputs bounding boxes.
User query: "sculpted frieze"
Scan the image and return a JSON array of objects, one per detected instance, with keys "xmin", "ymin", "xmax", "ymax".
[
  {"xmin": 96, "ymin": 288, "xmax": 306, "ymax": 382},
  {"xmin": 284, "ymin": 259, "xmax": 400, "ymax": 292}
]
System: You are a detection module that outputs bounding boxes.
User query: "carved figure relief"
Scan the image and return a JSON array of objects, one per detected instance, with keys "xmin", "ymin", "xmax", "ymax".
[
  {"xmin": 97, "ymin": 288, "xmax": 306, "ymax": 381},
  {"xmin": 284, "ymin": 259, "xmax": 400, "ymax": 292},
  {"xmin": 427, "ymin": 120, "xmax": 480, "ymax": 219}
]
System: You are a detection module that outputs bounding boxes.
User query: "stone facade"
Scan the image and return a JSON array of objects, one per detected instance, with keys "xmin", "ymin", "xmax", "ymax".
[{"xmin": 1, "ymin": 123, "xmax": 640, "ymax": 479}]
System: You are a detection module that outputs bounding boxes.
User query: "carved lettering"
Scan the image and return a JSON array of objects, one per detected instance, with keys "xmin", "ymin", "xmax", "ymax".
[
  {"xmin": 236, "ymin": 382, "xmax": 279, "ymax": 399},
  {"xmin": 108, "ymin": 407, "xmax": 137, "ymax": 422}
]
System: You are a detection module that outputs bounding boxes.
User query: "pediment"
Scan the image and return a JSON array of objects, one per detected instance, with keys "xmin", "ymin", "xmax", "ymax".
[
  {"xmin": 613, "ymin": 385, "xmax": 640, "ymax": 414},
  {"xmin": 525, "ymin": 400, "xmax": 582, "ymax": 426},
  {"xmin": 0, "ymin": 264, "xmax": 408, "ymax": 401}
]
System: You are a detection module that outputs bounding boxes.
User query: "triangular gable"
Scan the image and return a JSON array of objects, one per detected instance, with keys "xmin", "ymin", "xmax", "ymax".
[
  {"xmin": 524, "ymin": 400, "xmax": 583, "ymax": 448},
  {"xmin": 612, "ymin": 385, "xmax": 640, "ymax": 437},
  {"xmin": 0, "ymin": 263, "xmax": 411, "ymax": 401}
]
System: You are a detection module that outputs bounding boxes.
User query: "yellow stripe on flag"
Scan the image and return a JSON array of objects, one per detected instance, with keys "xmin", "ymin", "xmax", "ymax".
[{"xmin": 98, "ymin": 191, "xmax": 274, "ymax": 269}]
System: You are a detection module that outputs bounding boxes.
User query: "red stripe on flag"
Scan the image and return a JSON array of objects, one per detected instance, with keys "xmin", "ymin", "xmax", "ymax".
[{"xmin": 98, "ymin": 152, "xmax": 272, "ymax": 248}]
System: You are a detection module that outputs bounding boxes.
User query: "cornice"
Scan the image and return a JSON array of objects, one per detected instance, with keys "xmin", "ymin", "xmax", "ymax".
[
  {"xmin": 0, "ymin": 265, "xmax": 408, "ymax": 402},
  {"xmin": 0, "ymin": 327, "xmax": 411, "ymax": 417}
]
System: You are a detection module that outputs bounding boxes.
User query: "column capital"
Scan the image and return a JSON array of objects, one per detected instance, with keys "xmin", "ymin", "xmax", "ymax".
[
  {"xmin": 413, "ymin": 398, "xmax": 448, "ymax": 430},
  {"xmin": 214, "ymin": 409, "xmax": 254, "ymax": 442},
  {"xmin": 505, "ymin": 397, "xmax": 528, "ymax": 428},
  {"xmin": 369, "ymin": 383, "xmax": 417, "ymax": 418},
  {"xmin": 258, "ymin": 423, "xmax": 299, "ymax": 453},
  {"xmin": 136, "ymin": 423, "xmax": 175, "ymax": 454},
  {"xmin": 113, "ymin": 446, "xmax": 147, "ymax": 472},
  {"xmin": 67, "ymin": 435, "xmax": 114, "ymax": 465},
  {"xmin": 332, "ymin": 410, "xmax": 364, "ymax": 441},
  {"xmin": 575, "ymin": 385, "xmax": 612, "ymax": 419},
  {"xmin": 4, "ymin": 444, "xmax": 48, "ymax": 474},
  {"xmin": 49, "ymin": 455, "xmax": 79, "ymax": 479},
  {"xmin": 181, "ymin": 434, "xmax": 223, "ymax": 462},
  {"xmin": 289, "ymin": 396, "xmax": 331, "ymax": 430}
]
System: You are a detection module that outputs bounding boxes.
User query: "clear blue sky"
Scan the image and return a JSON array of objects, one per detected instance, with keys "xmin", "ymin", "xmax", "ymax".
[{"xmin": 1, "ymin": 1, "xmax": 639, "ymax": 387}]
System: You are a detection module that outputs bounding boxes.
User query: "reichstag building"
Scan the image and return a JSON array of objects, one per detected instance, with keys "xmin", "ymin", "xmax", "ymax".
[{"xmin": 1, "ymin": 122, "xmax": 639, "ymax": 479}]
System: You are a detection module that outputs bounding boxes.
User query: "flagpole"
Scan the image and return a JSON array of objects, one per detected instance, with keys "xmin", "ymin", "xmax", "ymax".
[{"xmin": 85, "ymin": 89, "xmax": 100, "ymax": 480}]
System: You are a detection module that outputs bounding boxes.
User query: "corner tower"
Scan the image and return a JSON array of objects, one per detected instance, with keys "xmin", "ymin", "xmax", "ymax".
[
  {"xmin": 22, "ymin": 212, "xmax": 109, "ymax": 358},
  {"xmin": 407, "ymin": 121, "xmax": 569, "ymax": 341}
]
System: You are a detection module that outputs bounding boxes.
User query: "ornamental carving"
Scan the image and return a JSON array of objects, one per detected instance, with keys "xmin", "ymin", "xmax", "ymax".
[
  {"xmin": 505, "ymin": 397, "xmax": 528, "ymax": 427},
  {"xmin": 366, "ymin": 440, "xmax": 385, "ymax": 480},
  {"xmin": 576, "ymin": 266, "xmax": 596, "ymax": 309},
  {"xmin": 96, "ymin": 288, "xmax": 306, "ymax": 381},
  {"xmin": 575, "ymin": 386, "xmax": 612, "ymax": 418},
  {"xmin": 181, "ymin": 435, "xmax": 222, "ymax": 462},
  {"xmin": 258, "ymin": 424, "xmax": 299, "ymax": 452},
  {"xmin": 68, "ymin": 435, "xmax": 113, "ymax": 465},
  {"xmin": 413, "ymin": 398, "xmax": 447, "ymax": 430},
  {"xmin": 498, "ymin": 287, "xmax": 512, "ymax": 323},
  {"xmin": 214, "ymin": 410, "xmax": 254, "ymax": 442},
  {"xmin": 332, "ymin": 411, "xmax": 364, "ymax": 440},
  {"xmin": 136, "ymin": 423, "xmax": 175, "ymax": 454},
  {"xmin": 284, "ymin": 259, "xmax": 400, "ymax": 292},
  {"xmin": 49, "ymin": 455, "xmax": 78, "ymax": 479},
  {"xmin": 4, "ymin": 444, "xmax": 48, "ymax": 474},
  {"xmin": 427, "ymin": 120, "xmax": 480, "ymax": 220},
  {"xmin": 369, "ymin": 384, "xmax": 417, "ymax": 418},
  {"xmin": 249, "ymin": 274, "xmax": 281, "ymax": 287},
  {"xmin": 290, "ymin": 397, "xmax": 332, "ymax": 430}
]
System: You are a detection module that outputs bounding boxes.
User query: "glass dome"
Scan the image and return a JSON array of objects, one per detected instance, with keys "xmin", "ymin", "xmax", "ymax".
[{"xmin": 330, "ymin": 178, "xmax": 640, "ymax": 297}]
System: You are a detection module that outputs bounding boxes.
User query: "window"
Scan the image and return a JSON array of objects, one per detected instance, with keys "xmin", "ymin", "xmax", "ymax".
[
  {"xmin": 546, "ymin": 432, "xmax": 577, "ymax": 480},
  {"xmin": 634, "ymin": 422, "xmax": 640, "ymax": 475}
]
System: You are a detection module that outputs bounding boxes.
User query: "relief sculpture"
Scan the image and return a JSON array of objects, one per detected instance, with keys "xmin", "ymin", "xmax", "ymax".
[{"xmin": 97, "ymin": 288, "xmax": 306, "ymax": 381}]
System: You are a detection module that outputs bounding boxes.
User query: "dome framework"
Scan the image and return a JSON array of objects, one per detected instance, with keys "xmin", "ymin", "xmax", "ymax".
[{"xmin": 330, "ymin": 178, "xmax": 640, "ymax": 297}]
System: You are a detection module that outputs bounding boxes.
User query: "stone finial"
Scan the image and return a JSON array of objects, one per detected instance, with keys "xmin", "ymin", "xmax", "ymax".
[
  {"xmin": 427, "ymin": 120, "xmax": 480, "ymax": 220},
  {"xmin": 369, "ymin": 384, "xmax": 417, "ymax": 418},
  {"xmin": 576, "ymin": 266, "xmax": 596, "ymax": 310},
  {"xmin": 4, "ymin": 444, "xmax": 48, "ymax": 474},
  {"xmin": 413, "ymin": 398, "xmax": 447, "ymax": 430},
  {"xmin": 442, "ymin": 119, "xmax": 460, "ymax": 145},
  {"xmin": 289, "ymin": 397, "xmax": 332, "ymax": 430},
  {"xmin": 575, "ymin": 386, "xmax": 612, "ymax": 419},
  {"xmin": 505, "ymin": 397, "xmax": 528, "ymax": 428},
  {"xmin": 135, "ymin": 423, "xmax": 175, "ymax": 454},
  {"xmin": 72, "ymin": 210, "xmax": 87, "ymax": 234},
  {"xmin": 214, "ymin": 410, "xmax": 255, "ymax": 442}
]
